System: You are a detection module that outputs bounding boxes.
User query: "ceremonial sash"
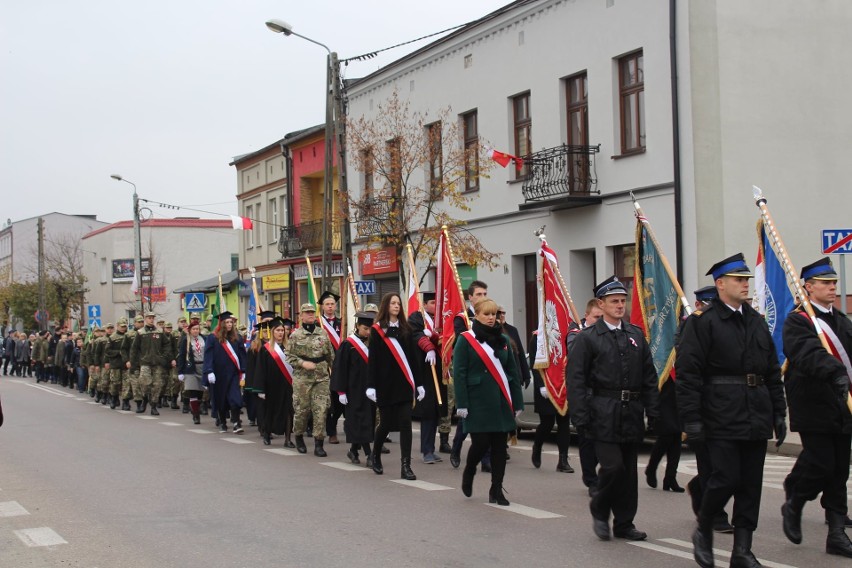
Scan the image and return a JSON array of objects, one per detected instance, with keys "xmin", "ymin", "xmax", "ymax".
[
  {"xmin": 372, "ymin": 324, "xmax": 415, "ymax": 393},
  {"xmin": 462, "ymin": 330, "xmax": 513, "ymax": 413},
  {"xmin": 321, "ymin": 317, "xmax": 341, "ymax": 350},
  {"xmin": 800, "ymin": 312, "xmax": 852, "ymax": 381},
  {"xmin": 424, "ymin": 312, "xmax": 435, "ymax": 334},
  {"xmin": 265, "ymin": 342, "xmax": 294, "ymax": 385},
  {"xmin": 222, "ymin": 340, "xmax": 241, "ymax": 373},
  {"xmin": 347, "ymin": 335, "xmax": 369, "ymax": 364}
]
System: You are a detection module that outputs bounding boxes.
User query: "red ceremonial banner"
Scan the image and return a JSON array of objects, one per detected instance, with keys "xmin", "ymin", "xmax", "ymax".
[{"xmin": 534, "ymin": 241, "xmax": 572, "ymax": 415}]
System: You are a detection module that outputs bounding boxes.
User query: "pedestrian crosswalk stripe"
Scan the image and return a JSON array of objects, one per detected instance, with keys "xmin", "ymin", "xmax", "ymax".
[
  {"xmin": 392, "ymin": 479, "xmax": 453, "ymax": 491},
  {"xmin": 627, "ymin": 540, "xmax": 697, "ymax": 561},
  {"xmin": 14, "ymin": 527, "xmax": 67, "ymax": 547},
  {"xmin": 158, "ymin": 422, "xmax": 183, "ymax": 426},
  {"xmin": 115, "ymin": 410, "xmax": 134, "ymax": 414},
  {"xmin": 188, "ymin": 429, "xmax": 214, "ymax": 434},
  {"xmin": 321, "ymin": 462, "xmax": 369, "ymax": 472},
  {"xmin": 86, "ymin": 401, "xmax": 99, "ymax": 405},
  {"xmin": 658, "ymin": 538, "xmax": 797, "ymax": 568},
  {"xmin": 220, "ymin": 438, "xmax": 254, "ymax": 444},
  {"xmin": 0, "ymin": 501, "xmax": 30, "ymax": 518},
  {"xmin": 483, "ymin": 502, "xmax": 564, "ymax": 518},
  {"xmin": 263, "ymin": 448, "xmax": 301, "ymax": 456},
  {"xmin": 136, "ymin": 416, "xmax": 158, "ymax": 420}
]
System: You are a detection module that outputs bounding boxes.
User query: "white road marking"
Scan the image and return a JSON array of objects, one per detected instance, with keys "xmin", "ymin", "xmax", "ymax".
[
  {"xmin": 14, "ymin": 527, "xmax": 67, "ymax": 547},
  {"xmin": 627, "ymin": 541, "xmax": 696, "ymax": 561},
  {"xmin": 659, "ymin": 538, "xmax": 797, "ymax": 568},
  {"xmin": 220, "ymin": 438, "xmax": 254, "ymax": 444},
  {"xmin": 483, "ymin": 502, "xmax": 564, "ymax": 518},
  {"xmin": 0, "ymin": 501, "xmax": 30, "ymax": 517},
  {"xmin": 86, "ymin": 401, "xmax": 100, "ymax": 405},
  {"xmin": 542, "ymin": 450, "xmax": 559, "ymax": 456},
  {"xmin": 391, "ymin": 479, "xmax": 453, "ymax": 491},
  {"xmin": 321, "ymin": 462, "xmax": 369, "ymax": 472},
  {"xmin": 20, "ymin": 382, "xmax": 76, "ymax": 397},
  {"xmin": 136, "ymin": 416, "xmax": 159, "ymax": 420},
  {"xmin": 511, "ymin": 445, "xmax": 533, "ymax": 451},
  {"xmin": 263, "ymin": 448, "xmax": 301, "ymax": 456},
  {"xmin": 158, "ymin": 422, "xmax": 183, "ymax": 426},
  {"xmin": 188, "ymin": 429, "xmax": 214, "ymax": 434}
]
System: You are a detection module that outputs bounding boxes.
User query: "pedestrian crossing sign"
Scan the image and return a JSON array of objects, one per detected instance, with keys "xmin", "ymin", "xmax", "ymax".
[{"xmin": 185, "ymin": 293, "xmax": 207, "ymax": 312}]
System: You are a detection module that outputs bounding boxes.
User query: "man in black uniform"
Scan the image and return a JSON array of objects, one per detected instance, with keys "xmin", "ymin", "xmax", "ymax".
[
  {"xmin": 780, "ymin": 257, "xmax": 852, "ymax": 558},
  {"xmin": 677, "ymin": 253, "xmax": 787, "ymax": 568},
  {"xmin": 409, "ymin": 291, "xmax": 447, "ymax": 464},
  {"xmin": 567, "ymin": 276, "xmax": 659, "ymax": 542},
  {"xmin": 319, "ymin": 291, "xmax": 344, "ymax": 443}
]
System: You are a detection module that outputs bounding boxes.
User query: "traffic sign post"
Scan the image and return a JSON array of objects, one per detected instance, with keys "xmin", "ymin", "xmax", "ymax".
[
  {"xmin": 354, "ymin": 280, "xmax": 376, "ymax": 295},
  {"xmin": 185, "ymin": 293, "xmax": 207, "ymax": 312},
  {"xmin": 821, "ymin": 229, "xmax": 851, "ymax": 312}
]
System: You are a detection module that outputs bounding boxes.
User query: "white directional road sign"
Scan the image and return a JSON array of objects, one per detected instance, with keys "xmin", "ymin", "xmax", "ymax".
[
  {"xmin": 185, "ymin": 293, "xmax": 207, "ymax": 312},
  {"xmin": 87, "ymin": 305, "xmax": 101, "ymax": 319}
]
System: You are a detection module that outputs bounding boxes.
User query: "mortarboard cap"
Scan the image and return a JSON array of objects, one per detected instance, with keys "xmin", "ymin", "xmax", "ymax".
[
  {"xmin": 259, "ymin": 310, "xmax": 276, "ymax": 321},
  {"xmin": 421, "ymin": 291, "xmax": 436, "ymax": 302},
  {"xmin": 319, "ymin": 291, "xmax": 340, "ymax": 304},
  {"xmin": 706, "ymin": 253, "xmax": 753, "ymax": 280},
  {"xmin": 217, "ymin": 311, "xmax": 234, "ymax": 321},
  {"xmin": 282, "ymin": 318, "xmax": 295, "ymax": 327},
  {"xmin": 354, "ymin": 311, "xmax": 376, "ymax": 326}
]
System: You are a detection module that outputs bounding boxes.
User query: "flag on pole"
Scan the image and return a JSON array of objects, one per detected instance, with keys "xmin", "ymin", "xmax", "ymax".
[
  {"xmin": 435, "ymin": 228, "xmax": 467, "ymax": 375},
  {"xmin": 230, "ymin": 215, "xmax": 253, "ymax": 230},
  {"xmin": 406, "ymin": 247, "xmax": 422, "ymax": 318},
  {"xmin": 210, "ymin": 293, "xmax": 220, "ymax": 330},
  {"xmin": 533, "ymin": 240, "xmax": 573, "ymax": 415},
  {"xmin": 304, "ymin": 252, "xmax": 319, "ymax": 313},
  {"xmin": 753, "ymin": 220, "xmax": 796, "ymax": 365},
  {"xmin": 247, "ymin": 291, "xmax": 257, "ymax": 336},
  {"xmin": 630, "ymin": 218, "xmax": 684, "ymax": 387},
  {"xmin": 486, "ymin": 147, "xmax": 524, "ymax": 172}
]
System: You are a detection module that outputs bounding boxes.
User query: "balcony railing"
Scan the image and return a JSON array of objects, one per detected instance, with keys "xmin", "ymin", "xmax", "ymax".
[
  {"xmin": 278, "ymin": 220, "xmax": 341, "ymax": 259},
  {"xmin": 521, "ymin": 144, "xmax": 600, "ymax": 203},
  {"xmin": 354, "ymin": 196, "xmax": 395, "ymax": 240}
]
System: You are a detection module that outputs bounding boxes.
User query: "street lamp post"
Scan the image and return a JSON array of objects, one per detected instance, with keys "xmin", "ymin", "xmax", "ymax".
[{"xmin": 110, "ymin": 174, "xmax": 143, "ymax": 315}]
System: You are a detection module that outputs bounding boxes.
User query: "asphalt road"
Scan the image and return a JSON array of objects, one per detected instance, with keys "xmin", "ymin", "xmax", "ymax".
[{"xmin": 0, "ymin": 377, "xmax": 842, "ymax": 568}]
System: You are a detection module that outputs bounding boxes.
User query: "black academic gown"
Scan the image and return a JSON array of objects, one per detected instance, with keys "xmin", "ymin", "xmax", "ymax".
[
  {"xmin": 330, "ymin": 337, "xmax": 375, "ymax": 444},
  {"xmin": 254, "ymin": 343, "xmax": 293, "ymax": 436},
  {"xmin": 409, "ymin": 311, "xmax": 447, "ymax": 420}
]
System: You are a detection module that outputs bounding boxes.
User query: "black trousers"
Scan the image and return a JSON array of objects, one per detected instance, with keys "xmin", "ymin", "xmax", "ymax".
[
  {"xmin": 785, "ymin": 431, "xmax": 851, "ymax": 516},
  {"xmin": 374, "ymin": 403, "xmax": 413, "ymax": 460},
  {"xmin": 579, "ymin": 432, "xmax": 599, "ymax": 488},
  {"xmin": 592, "ymin": 441, "xmax": 638, "ymax": 532},
  {"xmin": 467, "ymin": 432, "xmax": 508, "ymax": 487},
  {"xmin": 647, "ymin": 432, "xmax": 682, "ymax": 481},
  {"xmin": 702, "ymin": 439, "xmax": 766, "ymax": 530},
  {"xmin": 534, "ymin": 412, "xmax": 571, "ymax": 454},
  {"xmin": 326, "ymin": 396, "xmax": 345, "ymax": 437}
]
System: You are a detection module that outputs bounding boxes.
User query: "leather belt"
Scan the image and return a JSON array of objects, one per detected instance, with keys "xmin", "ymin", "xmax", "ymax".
[
  {"xmin": 708, "ymin": 374, "xmax": 765, "ymax": 387},
  {"xmin": 593, "ymin": 388, "xmax": 640, "ymax": 402},
  {"xmin": 301, "ymin": 356, "xmax": 326, "ymax": 363}
]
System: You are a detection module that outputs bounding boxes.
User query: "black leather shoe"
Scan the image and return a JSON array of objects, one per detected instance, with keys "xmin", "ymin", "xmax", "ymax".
[
  {"xmin": 365, "ymin": 455, "xmax": 373, "ymax": 469},
  {"xmin": 782, "ymin": 501, "xmax": 803, "ymax": 544},
  {"xmin": 645, "ymin": 467, "xmax": 658, "ymax": 489},
  {"xmin": 557, "ymin": 454, "xmax": 574, "ymax": 473},
  {"xmin": 692, "ymin": 526, "xmax": 715, "ymax": 568},
  {"xmin": 531, "ymin": 443, "xmax": 542, "ymax": 468},
  {"xmin": 192, "ymin": 415, "xmax": 200, "ymax": 425},
  {"xmin": 663, "ymin": 478, "xmax": 685, "ymax": 493},
  {"xmin": 262, "ymin": 435, "xmax": 271, "ymax": 446},
  {"xmin": 489, "ymin": 485, "xmax": 509, "ymax": 506},
  {"xmin": 283, "ymin": 438, "xmax": 296, "ymax": 448},
  {"xmin": 314, "ymin": 440, "xmax": 327, "ymax": 457},
  {"xmin": 614, "ymin": 527, "xmax": 647, "ymax": 541},
  {"xmin": 347, "ymin": 450, "xmax": 360, "ymax": 464},
  {"xmin": 593, "ymin": 518, "xmax": 611, "ymax": 541},
  {"xmin": 826, "ymin": 511, "xmax": 852, "ymax": 557},
  {"xmin": 400, "ymin": 458, "xmax": 416, "ymax": 480},
  {"xmin": 295, "ymin": 435, "xmax": 307, "ymax": 454},
  {"xmin": 712, "ymin": 515, "xmax": 734, "ymax": 533},
  {"xmin": 450, "ymin": 452, "xmax": 460, "ymax": 469},
  {"xmin": 461, "ymin": 466, "xmax": 475, "ymax": 497},
  {"xmin": 371, "ymin": 452, "xmax": 383, "ymax": 475}
]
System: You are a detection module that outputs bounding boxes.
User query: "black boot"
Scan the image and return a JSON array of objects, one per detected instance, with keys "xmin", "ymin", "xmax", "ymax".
[
  {"xmin": 262, "ymin": 433, "xmax": 271, "ymax": 445},
  {"xmin": 170, "ymin": 396, "xmax": 179, "ymax": 410},
  {"xmin": 314, "ymin": 439, "xmax": 327, "ymax": 457},
  {"xmin": 201, "ymin": 401, "xmax": 208, "ymax": 415},
  {"xmin": 121, "ymin": 399, "xmax": 130, "ymax": 411},
  {"xmin": 150, "ymin": 401, "xmax": 159, "ymax": 416},
  {"xmin": 782, "ymin": 497, "xmax": 804, "ymax": 545},
  {"xmin": 827, "ymin": 511, "xmax": 852, "ymax": 558},
  {"xmin": 100, "ymin": 392, "xmax": 108, "ymax": 405},
  {"xmin": 109, "ymin": 395, "xmax": 118, "ymax": 409},
  {"xmin": 489, "ymin": 484, "xmax": 510, "ymax": 506},
  {"xmin": 645, "ymin": 466, "xmax": 658, "ymax": 488},
  {"xmin": 687, "ymin": 476, "xmax": 702, "ymax": 518},
  {"xmin": 371, "ymin": 448, "xmax": 384, "ymax": 474},
  {"xmin": 692, "ymin": 517, "xmax": 715, "ymax": 568},
  {"xmin": 295, "ymin": 435, "xmax": 307, "ymax": 454},
  {"xmin": 141, "ymin": 397, "xmax": 148, "ymax": 413},
  {"xmin": 95, "ymin": 391, "xmax": 102, "ymax": 403},
  {"xmin": 557, "ymin": 452, "xmax": 574, "ymax": 473},
  {"xmin": 663, "ymin": 477, "xmax": 685, "ymax": 492},
  {"xmin": 439, "ymin": 432, "xmax": 452, "ymax": 453},
  {"xmin": 531, "ymin": 442, "xmax": 542, "ymax": 468},
  {"xmin": 730, "ymin": 528, "xmax": 761, "ymax": 568},
  {"xmin": 182, "ymin": 399, "xmax": 189, "ymax": 414},
  {"xmin": 461, "ymin": 465, "xmax": 476, "ymax": 497},
  {"xmin": 400, "ymin": 458, "xmax": 416, "ymax": 480},
  {"xmin": 347, "ymin": 446, "xmax": 360, "ymax": 464},
  {"xmin": 135, "ymin": 400, "xmax": 144, "ymax": 413}
]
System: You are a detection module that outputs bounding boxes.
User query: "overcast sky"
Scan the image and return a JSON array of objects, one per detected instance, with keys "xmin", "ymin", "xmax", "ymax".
[{"xmin": 0, "ymin": 0, "xmax": 507, "ymax": 226}]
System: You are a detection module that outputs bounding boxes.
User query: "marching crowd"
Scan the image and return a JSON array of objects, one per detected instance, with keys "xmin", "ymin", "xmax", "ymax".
[{"xmin": 2, "ymin": 253, "xmax": 851, "ymax": 568}]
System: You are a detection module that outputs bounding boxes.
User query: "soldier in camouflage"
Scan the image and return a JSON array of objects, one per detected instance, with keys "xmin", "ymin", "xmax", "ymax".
[
  {"xmin": 164, "ymin": 322, "xmax": 181, "ymax": 409},
  {"xmin": 94, "ymin": 323, "xmax": 114, "ymax": 404},
  {"xmin": 122, "ymin": 315, "xmax": 145, "ymax": 412},
  {"xmin": 105, "ymin": 318, "xmax": 129, "ymax": 410},
  {"xmin": 286, "ymin": 303, "xmax": 335, "ymax": 457},
  {"xmin": 130, "ymin": 311, "xmax": 176, "ymax": 416}
]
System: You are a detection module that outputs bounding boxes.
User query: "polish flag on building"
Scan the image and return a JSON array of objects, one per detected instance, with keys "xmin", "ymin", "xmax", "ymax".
[
  {"xmin": 230, "ymin": 215, "xmax": 253, "ymax": 230},
  {"xmin": 486, "ymin": 147, "xmax": 524, "ymax": 172}
]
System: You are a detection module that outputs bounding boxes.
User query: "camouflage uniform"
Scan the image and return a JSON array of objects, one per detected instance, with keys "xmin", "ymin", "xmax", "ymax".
[
  {"xmin": 121, "ymin": 316, "xmax": 145, "ymax": 407},
  {"xmin": 95, "ymin": 325, "xmax": 113, "ymax": 398},
  {"xmin": 286, "ymin": 315, "xmax": 335, "ymax": 441},
  {"xmin": 168, "ymin": 326, "xmax": 182, "ymax": 400},
  {"xmin": 87, "ymin": 329, "xmax": 105, "ymax": 394},
  {"xmin": 130, "ymin": 319, "xmax": 175, "ymax": 415},
  {"xmin": 105, "ymin": 319, "xmax": 128, "ymax": 409}
]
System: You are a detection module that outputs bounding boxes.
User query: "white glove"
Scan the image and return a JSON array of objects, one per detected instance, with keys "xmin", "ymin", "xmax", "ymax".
[
  {"xmin": 241, "ymin": 373, "xmax": 246, "ymax": 383},
  {"xmin": 366, "ymin": 388, "xmax": 377, "ymax": 402},
  {"xmin": 515, "ymin": 409, "xmax": 523, "ymax": 417},
  {"xmin": 178, "ymin": 374, "xmax": 185, "ymax": 382},
  {"xmin": 339, "ymin": 393, "xmax": 348, "ymax": 405},
  {"xmin": 416, "ymin": 386, "xmax": 426, "ymax": 401},
  {"xmin": 258, "ymin": 393, "xmax": 266, "ymax": 400},
  {"xmin": 540, "ymin": 386, "xmax": 548, "ymax": 399},
  {"xmin": 456, "ymin": 408, "xmax": 468, "ymax": 418},
  {"xmin": 424, "ymin": 351, "xmax": 436, "ymax": 365},
  {"xmin": 207, "ymin": 373, "xmax": 216, "ymax": 385},
  {"xmin": 423, "ymin": 328, "xmax": 433, "ymax": 337}
]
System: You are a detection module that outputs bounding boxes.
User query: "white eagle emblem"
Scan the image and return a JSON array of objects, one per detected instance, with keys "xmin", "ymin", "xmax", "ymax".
[{"xmin": 544, "ymin": 300, "xmax": 563, "ymax": 361}]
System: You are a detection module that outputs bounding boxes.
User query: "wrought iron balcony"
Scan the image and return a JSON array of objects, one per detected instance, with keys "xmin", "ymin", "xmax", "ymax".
[
  {"xmin": 354, "ymin": 196, "xmax": 395, "ymax": 240},
  {"xmin": 278, "ymin": 220, "xmax": 341, "ymax": 259},
  {"xmin": 521, "ymin": 144, "xmax": 600, "ymax": 203}
]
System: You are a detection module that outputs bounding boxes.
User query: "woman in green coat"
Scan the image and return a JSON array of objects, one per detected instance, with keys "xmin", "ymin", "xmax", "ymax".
[{"xmin": 454, "ymin": 298, "xmax": 524, "ymax": 506}]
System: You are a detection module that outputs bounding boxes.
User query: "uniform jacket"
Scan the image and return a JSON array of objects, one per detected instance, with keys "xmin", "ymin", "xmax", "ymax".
[
  {"xmin": 783, "ymin": 306, "xmax": 852, "ymax": 434},
  {"xmin": 676, "ymin": 299, "xmax": 786, "ymax": 440},
  {"xmin": 567, "ymin": 319, "xmax": 659, "ymax": 443},
  {"xmin": 367, "ymin": 324, "xmax": 422, "ymax": 407},
  {"xmin": 286, "ymin": 325, "xmax": 334, "ymax": 383},
  {"xmin": 105, "ymin": 332, "xmax": 127, "ymax": 368},
  {"xmin": 120, "ymin": 329, "xmax": 140, "ymax": 370},
  {"xmin": 130, "ymin": 326, "xmax": 174, "ymax": 369},
  {"xmin": 453, "ymin": 327, "xmax": 524, "ymax": 433},
  {"xmin": 91, "ymin": 337, "xmax": 107, "ymax": 367}
]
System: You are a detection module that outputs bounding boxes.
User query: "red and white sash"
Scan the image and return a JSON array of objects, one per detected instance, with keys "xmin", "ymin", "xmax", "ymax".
[
  {"xmin": 347, "ymin": 335, "xmax": 369, "ymax": 364},
  {"xmin": 222, "ymin": 340, "xmax": 242, "ymax": 373},
  {"xmin": 265, "ymin": 342, "xmax": 294, "ymax": 385},
  {"xmin": 800, "ymin": 312, "xmax": 852, "ymax": 382},
  {"xmin": 461, "ymin": 330, "xmax": 514, "ymax": 413},
  {"xmin": 424, "ymin": 312, "xmax": 435, "ymax": 334},
  {"xmin": 372, "ymin": 324, "xmax": 415, "ymax": 393},
  {"xmin": 322, "ymin": 317, "xmax": 341, "ymax": 350}
]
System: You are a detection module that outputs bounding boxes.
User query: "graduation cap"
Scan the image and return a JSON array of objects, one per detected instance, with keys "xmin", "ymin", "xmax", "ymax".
[
  {"xmin": 354, "ymin": 311, "xmax": 376, "ymax": 326},
  {"xmin": 319, "ymin": 290, "xmax": 340, "ymax": 304},
  {"xmin": 268, "ymin": 316, "xmax": 287, "ymax": 329},
  {"xmin": 421, "ymin": 291, "xmax": 436, "ymax": 302},
  {"xmin": 801, "ymin": 257, "xmax": 838, "ymax": 281},
  {"xmin": 694, "ymin": 285, "xmax": 718, "ymax": 303},
  {"xmin": 259, "ymin": 310, "xmax": 276, "ymax": 321},
  {"xmin": 706, "ymin": 253, "xmax": 752, "ymax": 280},
  {"xmin": 593, "ymin": 276, "xmax": 628, "ymax": 298},
  {"xmin": 218, "ymin": 311, "xmax": 234, "ymax": 321},
  {"xmin": 281, "ymin": 318, "xmax": 295, "ymax": 327}
]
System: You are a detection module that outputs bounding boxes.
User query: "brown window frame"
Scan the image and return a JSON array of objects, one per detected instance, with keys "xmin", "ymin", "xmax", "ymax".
[
  {"xmin": 512, "ymin": 92, "xmax": 531, "ymax": 177},
  {"xmin": 426, "ymin": 121, "xmax": 443, "ymax": 200},
  {"xmin": 566, "ymin": 72, "xmax": 590, "ymax": 193},
  {"xmin": 618, "ymin": 50, "xmax": 645, "ymax": 155},
  {"xmin": 613, "ymin": 243, "xmax": 636, "ymax": 316},
  {"xmin": 462, "ymin": 110, "xmax": 479, "ymax": 193}
]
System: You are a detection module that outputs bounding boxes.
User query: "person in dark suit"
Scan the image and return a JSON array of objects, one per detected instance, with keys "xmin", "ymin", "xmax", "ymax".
[
  {"xmin": 781, "ymin": 257, "xmax": 852, "ymax": 558},
  {"xmin": 410, "ymin": 292, "xmax": 447, "ymax": 464}
]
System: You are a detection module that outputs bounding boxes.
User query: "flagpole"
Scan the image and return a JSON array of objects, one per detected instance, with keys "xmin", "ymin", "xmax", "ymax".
[
  {"xmin": 216, "ymin": 269, "xmax": 224, "ymax": 331},
  {"xmin": 535, "ymin": 231, "xmax": 582, "ymax": 324},
  {"xmin": 408, "ymin": 243, "xmax": 442, "ymax": 405},
  {"xmin": 249, "ymin": 266, "xmax": 265, "ymax": 340},
  {"xmin": 631, "ymin": 193, "xmax": 692, "ymax": 316},
  {"xmin": 346, "ymin": 258, "xmax": 361, "ymax": 312},
  {"xmin": 304, "ymin": 250, "xmax": 319, "ymax": 312},
  {"xmin": 442, "ymin": 226, "xmax": 469, "ymax": 330}
]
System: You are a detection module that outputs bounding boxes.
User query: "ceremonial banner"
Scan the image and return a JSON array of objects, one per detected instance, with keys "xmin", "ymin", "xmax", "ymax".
[
  {"xmin": 534, "ymin": 241, "xmax": 572, "ymax": 415},
  {"xmin": 630, "ymin": 219, "xmax": 683, "ymax": 387},
  {"xmin": 304, "ymin": 252, "xmax": 318, "ymax": 312},
  {"xmin": 406, "ymin": 245, "xmax": 421, "ymax": 318},
  {"xmin": 435, "ymin": 228, "xmax": 467, "ymax": 376},
  {"xmin": 753, "ymin": 220, "xmax": 796, "ymax": 365}
]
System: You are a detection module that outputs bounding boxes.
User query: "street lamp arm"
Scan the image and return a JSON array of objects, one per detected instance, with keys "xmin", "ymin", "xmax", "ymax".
[{"xmin": 265, "ymin": 19, "xmax": 331, "ymax": 54}]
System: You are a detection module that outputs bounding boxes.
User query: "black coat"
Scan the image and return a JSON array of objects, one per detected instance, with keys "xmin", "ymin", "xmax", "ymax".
[
  {"xmin": 367, "ymin": 325, "xmax": 422, "ymax": 408},
  {"xmin": 782, "ymin": 306, "xmax": 852, "ymax": 434},
  {"xmin": 254, "ymin": 343, "xmax": 293, "ymax": 436},
  {"xmin": 567, "ymin": 319, "xmax": 659, "ymax": 443},
  {"xmin": 409, "ymin": 311, "xmax": 447, "ymax": 420},
  {"xmin": 502, "ymin": 322, "xmax": 531, "ymax": 387},
  {"xmin": 675, "ymin": 299, "xmax": 786, "ymax": 440},
  {"xmin": 330, "ymin": 338, "xmax": 375, "ymax": 444}
]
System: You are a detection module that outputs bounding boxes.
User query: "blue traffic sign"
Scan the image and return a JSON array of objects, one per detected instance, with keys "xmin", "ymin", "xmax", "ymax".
[
  {"xmin": 354, "ymin": 280, "xmax": 376, "ymax": 295},
  {"xmin": 89, "ymin": 317, "xmax": 102, "ymax": 329},
  {"xmin": 87, "ymin": 305, "xmax": 101, "ymax": 319},
  {"xmin": 185, "ymin": 293, "xmax": 208, "ymax": 312},
  {"xmin": 822, "ymin": 229, "xmax": 852, "ymax": 255}
]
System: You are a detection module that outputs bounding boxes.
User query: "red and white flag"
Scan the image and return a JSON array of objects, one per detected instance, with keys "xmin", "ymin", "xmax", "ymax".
[
  {"xmin": 486, "ymin": 147, "xmax": 524, "ymax": 172},
  {"xmin": 435, "ymin": 229, "xmax": 467, "ymax": 375},
  {"xmin": 230, "ymin": 215, "xmax": 253, "ymax": 230},
  {"xmin": 406, "ymin": 246, "xmax": 421, "ymax": 318},
  {"xmin": 533, "ymin": 240, "xmax": 573, "ymax": 415}
]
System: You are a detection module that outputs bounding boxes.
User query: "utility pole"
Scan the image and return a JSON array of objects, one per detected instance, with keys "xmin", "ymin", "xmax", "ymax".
[
  {"xmin": 37, "ymin": 217, "xmax": 46, "ymax": 331},
  {"xmin": 333, "ymin": 56, "xmax": 353, "ymax": 274},
  {"xmin": 320, "ymin": 52, "xmax": 337, "ymax": 293}
]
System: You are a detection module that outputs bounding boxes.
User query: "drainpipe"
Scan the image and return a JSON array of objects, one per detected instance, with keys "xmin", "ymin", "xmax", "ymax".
[{"xmin": 670, "ymin": 0, "xmax": 684, "ymax": 284}]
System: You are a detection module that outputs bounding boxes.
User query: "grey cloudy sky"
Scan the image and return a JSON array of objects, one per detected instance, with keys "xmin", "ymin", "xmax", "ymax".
[{"xmin": 1, "ymin": 0, "xmax": 506, "ymax": 225}]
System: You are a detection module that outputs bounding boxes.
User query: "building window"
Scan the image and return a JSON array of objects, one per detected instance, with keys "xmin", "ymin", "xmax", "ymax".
[
  {"xmin": 566, "ymin": 72, "xmax": 591, "ymax": 193},
  {"xmin": 253, "ymin": 203, "xmax": 261, "ymax": 248},
  {"xmin": 280, "ymin": 195, "xmax": 288, "ymax": 229},
  {"xmin": 512, "ymin": 92, "xmax": 531, "ymax": 177},
  {"xmin": 386, "ymin": 138, "xmax": 401, "ymax": 196},
  {"xmin": 613, "ymin": 244, "xmax": 636, "ymax": 315},
  {"xmin": 462, "ymin": 110, "xmax": 479, "ymax": 192},
  {"xmin": 361, "ymin": 147, "xmax": 374, "ymax": 199},
  {"xmin": 427, "ymin": 121, "xmax": 443, "ymax": 199},
  {"xmin": 268, "ymin": 197, "xmax": 278, "ymax": 243},
  {"xmin": 100, "ymin": 257, "xmax": 108, "ymax": 284},
  {"xmin": 231, "ymin": 253, "xmax": 239, "ymax": 272},
  {"xmin": 246, "ymin": 205, "xmax": 254, "ymax": 248},
  {"xmin": 618, "ymin": 50, "xmax": 645, "ymax": 154}
]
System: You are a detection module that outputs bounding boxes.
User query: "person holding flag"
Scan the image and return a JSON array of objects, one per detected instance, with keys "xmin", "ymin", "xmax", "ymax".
[
  {"xmin": 410, "ymin": 291, "xmax": 448, "ymax": 464},
  {"xmin": 781, "ymin": 258, "xmax": 852, "ymax": 558},
  {"xmin": 318, "ymin": 290, "xmax": 345, "ymax": 444},
  {"xmin": 253, "ymin": 317, "xmax": 295, "ymax": 448},
  {"xmin": 203, "ymin": 311, "xmax": 247, "ymax": 434}
]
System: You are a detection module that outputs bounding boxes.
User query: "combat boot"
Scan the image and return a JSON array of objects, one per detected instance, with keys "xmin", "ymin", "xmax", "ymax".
[
  {"xmin": 121, "ymin": 399, "xmax": 130, "ymax": 411},
  {"xmin": 95, "ymin": 391, "xmax": 102, "ymax": 403},
  {"xmin": 692, "ymin": 516, "xmax": 715, "ymax": 568},
  {"xmin": 100, "ymin": 392, "xmax": 108, "ymax": 405},
  {"xmin": 400, "ymin": 458, "xmax": 416, "ymax": 480},
  {"xmin": 827, "ymin": 511, "xmax": 852, "ymax": 558},
  {"xmin": 182, "ymin": 399, "xmax": 189, "ymax": 414},
  {"xmin": 150, "ymin": 400, "xmax": 160, "ymax": 416},
  {"xmin": 782, "ymin": 496, "xmax": 804, "ymax": 544},
  {"xmin": 439, "ymin": 432, "xmax": 452, "ymax": 453},
  {"xmin": 531, "ymin": 442, "xmax": 542, "ymax": 468},
  {"xmin": 557, "ymin": 452, "xmax": 574, "ymax": 473},
  {"xmin": 170, "ymin": 396, "xmax": 179, "ymax": 410},
  {"xmin": 314, "ymin": 439, "xmax": 327, "ymax": 457},
  {"xmin": 135, "ymin": 400, "xmax": 144, "ymax": 413},
  {"xmin": 109, "ymin": 395, "xmax": 118, "ymax": 409},
  {"xmin": 295, "ymin": 435, "xmax": 307, "ymax": 454},
  {"xmin": 730, "ymin": 528, "xmax": 761, "ymax": 568},
  {"xmin": 141, "ymin": 397, "xmax": 148, "ymax": 413}
]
